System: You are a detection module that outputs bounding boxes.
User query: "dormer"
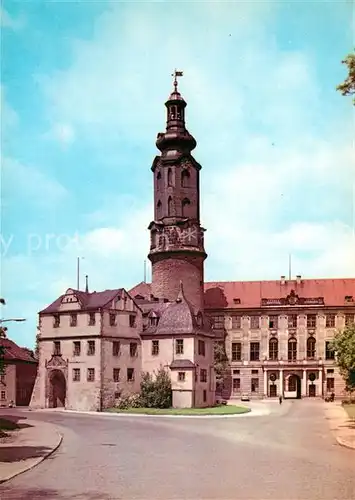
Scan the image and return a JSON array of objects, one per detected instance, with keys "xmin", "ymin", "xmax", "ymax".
[{"xmin": 59, "ymin": 289, "xmax": 82, "ymax": 311}]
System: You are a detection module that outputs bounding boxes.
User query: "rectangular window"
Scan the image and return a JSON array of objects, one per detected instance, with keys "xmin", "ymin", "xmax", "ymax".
[
  {"xmin": 127, "ymin": 368, "xmax": 134, "ymax": 381},
  {"xmin": 178, "ymin": 372, "xmax": 185, "ymax": 382},
  {"xmin": 327, "ymin": 369, "xmax": 334, "ymax": 374},
  {"xmin": 198, "ymin": 340, "xmax": 205, "ymax": 356},
  {"xmin": 231, "ymin": 316, "xmax": 241, "ymax": 329},
  {"xmin": 307, "ymin": 314, "xmax": 317, "ymax": 328},
  {"xmin": 232, "ymin": 378, "xmax": 241, "ymax": 392},
  {"xmin": 0, "ymin": 374, "xmax": 5, "ymax": 383},
  {"xmin": 53, "ymin": 314, "xmax": 60, "ymax": 328},
  {"xmin": 250, "ymin": 316, "xmax": 259, "ymax": 329},
  {"xmin": 112, "ymin": 341, "xmax": 120, "ymax": 356},
  {"xmin": 213, "ymin": 316, "xmax": 224, "ymax": 329},
  {"xmin": 326, "ymin": 378, "xmax": 335, "ymax": 391},
  {"xmin": 53, "ymin": 341, "xmax": 61, "ymax": 356},
  {"xmin": 325, "ymin": 341, "xmax": 335, "ymax": 360},
  {"xmin": 113, "ymin": 368, "xmax": 120, "ymax": 382},
  {"xmin": 203, "ymin": 390, "xmax": 207, "ymax": 402},
  {"xmin": 87, "ymin": 340, "xmax": 95, "ymax": 356},
  {"xmin": 231, "ymin": 342, "xmax": 242, "ymax": 361},
  {"xmin": 73, "ymin": 368, "xmax": 80, "ymax": 382},
  {"xmin": 326, "ymin": 314, "xmax": 335, "ymax": 328},
  {"xmin": 200, "ymin": 368, "xmax": 207, "ymax": 383},
  {"xmin": 129, "ymin": 315, "xmax": 136, "ymax": 328},
  {"xmin": 88, "ymin": 313, "xmax": 96, "ymax": 326},
  {"xmin": 151, "ymin": 340, "xmax": 159, "ymax": 356},
  {"xmin": 73, "ymin": 341, "xmax": 81, "ymax": 356},
  {"xmin": 233, "ymin": 369, "xmax": 240, "ymax": 375},
  {"xmin": 250, "ymin": 342, "xmax": 260, "ymax": 361},
  {"xmin": 70, "ymin": 314, "xmax": 77, "ymax": 327},
  {"xmin": 288, "ymin": 340, "xmax": 297, "ymax": 361},
  {"xmin": 130, "ymin": 343, "xmax": 138, "ymax": 357},
  {"xmin": 288, "ymin": 315, "xmax": 297, "ymax": 328},
  {"xmin": 1, "ymin": 390, "xmax": 6, "ymax": 400},
  {"xmin": 345, "ymin": 314, "xmax": 354, "ymax": 326},
  {"xmin": 176, "ymin": 339, "xmax": 184, "ymax": 355},
  {"xmin": 251, "ymin": 369, "xmax": 258, "ymax": 375},
  {"xmin": 269, "ymin": 316, "xmax": 278, "ymax": 329},
  {"xmin": 87, "ymin": 368, "xmax": 95, "ymax": 382},
  {"xmin": 251, "ymin": 378, "xmax": 259, "ymax": 392},
  {"xmin": 109, "ymin": 313, "xmax": 116, "ymax": 326}
]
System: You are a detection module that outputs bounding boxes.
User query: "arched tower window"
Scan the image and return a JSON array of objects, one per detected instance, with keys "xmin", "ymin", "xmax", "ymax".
[
  {"xmin": 288, "ymin": 338, "xmax": 297, "ymax": 361},
  {"xmin": 156, "ymin": 171, "xmax": 162, "ymax": 189},
  {"xmin": 156, "ymin": 200, "xmax": 162, "ymax": 219},
  {"xmin": 182, "ymin": 198, "xmax": 190, "ymax": 217},
  {"xmin": 169, "ymin": 106, "xmax": 176, "ymax": 120},
  {"xmin": 167, "ymin": 196, "xmax": 173, "ymax": 216},
  {"xmin": 167, "ymin": 168, "xmax": 173, "ymax": 187},
  {"xmin": 306, "ymin": 337, "xmax": 316, "ymax": 359},
  {"xmin": 181, "ymin": 169, "xmax": 190, "ymax": 187},
  {"xmin": 268, "ymin": 338, "xmax": 278, "ymax": 361}
]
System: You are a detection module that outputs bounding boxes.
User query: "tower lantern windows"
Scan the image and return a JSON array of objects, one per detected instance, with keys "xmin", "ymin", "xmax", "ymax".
[
  {"xmin": 181, "ymin": 169, "xmax": 190, "ymax": 187},
  {"xmin": 168, "ymin": 196, "xmax": 173, "ymax": 216},
  {"xmin": 182, "ymin": 198, "xmax": 190, "ymax": 217},
  {"xmin": 156, "ymin": 171, "xmax": 162, "ymax": 189},
  {"xmin": 167, "ymin": 168, "xmax": 173, "ymax": 187},
  {"xmin": 157, "ymin": 200, "xmax": 162, "ymax": 219}
]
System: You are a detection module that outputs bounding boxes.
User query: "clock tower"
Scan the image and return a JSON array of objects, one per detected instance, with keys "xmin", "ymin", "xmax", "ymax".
[{"xmin": 148, "ymin": 71, "xmax": 207, "ymax": 313}]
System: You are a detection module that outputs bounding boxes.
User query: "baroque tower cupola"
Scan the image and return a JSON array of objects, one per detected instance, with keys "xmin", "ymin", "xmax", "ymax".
[{"xmin": 148, "ymin": 71, "xmax": 207, "ymax": 313}]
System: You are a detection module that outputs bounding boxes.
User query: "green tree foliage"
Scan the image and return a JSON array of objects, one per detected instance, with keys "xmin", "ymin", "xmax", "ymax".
[
  {"xmin": 214, "ymin": 341, "xmax": 229, "ymax": 387},
  {"xmin": 331, "ymin": 323, "xmax": 355, "ymax": 393},
  {"xmin": 35, "ymin": 332, "xmax": 40, "ymax": 359},
  {"xmin": 140, "ymin": 366, "xmax": 172, "ymax": 408},
  {"xmin": 336, "ymin": 52, "xmax": 355, "ymax": 104}
]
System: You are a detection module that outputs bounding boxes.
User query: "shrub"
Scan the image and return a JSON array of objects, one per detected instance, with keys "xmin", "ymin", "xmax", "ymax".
[
  {"xmin": 140, "ymin": 366, "xmax": 172, "ymax": 409},
  {"xmin": 115, "ymin": 393, "xmax": 142, "ymax": 409}
]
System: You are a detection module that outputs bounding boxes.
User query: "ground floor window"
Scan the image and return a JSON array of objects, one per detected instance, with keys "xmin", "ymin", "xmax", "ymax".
[
  {"xmin": 251, "ymin": 378, "xmax": 259, "ymax": 392},
  {"xmin": 288, "ymin": 376, "xmax": 297, "ymax": 391},
  {"xmin": 203, "ymin": 390, "xmax": 207, "ymax": 402},
  {"xmin": 232, "ymin": 378, "xmax": 240, "ymax": 392},
  {"xmin": 326, "ymin": 378, "xmax": 334, "ymax": 391},
  {"xmin": 1, "ymin": 391, "xmax": 6, "ymax": 400}
]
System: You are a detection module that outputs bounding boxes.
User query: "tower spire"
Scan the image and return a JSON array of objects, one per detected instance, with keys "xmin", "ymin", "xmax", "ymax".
[{"xmin": 171, "ymin": 69, "xmax": 183, "ymax": 92}]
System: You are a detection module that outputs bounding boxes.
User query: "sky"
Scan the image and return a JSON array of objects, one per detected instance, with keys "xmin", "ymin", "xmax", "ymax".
[{"xmin": 1, "ymin": 0, "xmax": 354, "ymax": 349}]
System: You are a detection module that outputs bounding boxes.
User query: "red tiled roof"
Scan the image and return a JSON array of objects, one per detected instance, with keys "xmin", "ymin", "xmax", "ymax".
[
  {"xmin": 40, "ymin": 288, "xmax": 124, "ymax": 314},
  {"xmin": 0, "ymin": 337, "xmax": 37, "ymax": 363},
  {"xmin": 129, "ymin": 279, "xmax": 355, "ymax": 309}
]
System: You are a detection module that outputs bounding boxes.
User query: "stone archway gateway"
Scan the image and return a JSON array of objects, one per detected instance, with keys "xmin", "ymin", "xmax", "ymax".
[{"xmin": 49, "ymin": 369, "xmax": 66, "ymax": 408}]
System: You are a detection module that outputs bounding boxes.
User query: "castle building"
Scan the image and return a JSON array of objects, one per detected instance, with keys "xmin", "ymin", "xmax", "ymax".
[
  {"xmin": 0, "ymin": 333, "xmax": 37, "ymax": 407},
  {"xmin": 30, "ymin": 74, "xmax": 355, "ymax": 411},
  {"xmin": 30, "ymin": 74, "xmax": 216, "ymax": 411},
  {"xmin": 132, "ymin": 278, "xmax": 355, "ymax": 400}
]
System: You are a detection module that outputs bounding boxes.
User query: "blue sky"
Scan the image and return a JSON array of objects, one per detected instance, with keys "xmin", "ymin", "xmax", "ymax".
[{"xmin": 1, "ymin": 0, "xmax": 354, "ymax": 348}]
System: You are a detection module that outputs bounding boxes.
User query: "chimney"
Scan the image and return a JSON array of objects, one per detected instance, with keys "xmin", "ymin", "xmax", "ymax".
[
  {"xmin": 296, "ymin": 275, "xmax": 302, "ymax": 285},
  {"xmin": 281, "ymin": 275, "xmax": 286, "ymax": 285},
  {"xmin": 85, "ymin": 275, "xmax": 89, "ymax": 293}
]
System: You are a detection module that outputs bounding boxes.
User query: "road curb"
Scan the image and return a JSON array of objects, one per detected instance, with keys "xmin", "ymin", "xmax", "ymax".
[
  {"xmin": 31, "ymin": 408, "xmax": 266, "ymax": 419},
  {"xmin": 0, "ymin": 431, "xmax": 63, "ymax": 484},
  {"xmin": 336, "ymin": 436, "xmax": 355, "ymax": 450}
]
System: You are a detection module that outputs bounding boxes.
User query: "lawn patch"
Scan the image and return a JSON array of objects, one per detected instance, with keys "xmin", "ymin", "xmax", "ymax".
[
  {"xmin": 0, "ymin": 418, "xmax": 19, "ymax": 438},
  {"xmin": 343, "ymin": 404, "xmax": 355, "ymax": 420},
  {"xmin": 108, "ymin": 405, "xmax": 250, "ymax": 416}
]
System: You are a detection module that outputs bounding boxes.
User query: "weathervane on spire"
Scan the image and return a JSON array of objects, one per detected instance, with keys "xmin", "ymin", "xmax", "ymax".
[{"xmin": 172, "ymin": 69, "xmax": 183, "ymax": 91}]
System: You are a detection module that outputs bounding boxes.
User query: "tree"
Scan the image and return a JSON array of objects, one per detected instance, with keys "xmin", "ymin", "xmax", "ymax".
[
  {"xmin": 0, "ymin": 327, "xmax": 7, "ymax": 375},
  {"xmin": 336, "ymin": 52, "xmax": 355, "ymax": 104},
  {"xmin": 214, "ymin": 341, "xmax": 229, "ymax": 390},
  {"xmin": 34, "ymin": 331, "xmax": 40, "ymax": 359},
  {"xmin": 331, "ymin": 323, "xmax": 355, "ymax": 395}
]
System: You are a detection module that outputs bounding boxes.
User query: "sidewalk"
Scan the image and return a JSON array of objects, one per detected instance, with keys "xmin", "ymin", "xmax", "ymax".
[
  {"xmin": 0, "ymin": 415, "xmax": 63, "ymax": 483},
  {"xmin": 324, "ymin": 402, "xmax": 355, "ymax": 450}
]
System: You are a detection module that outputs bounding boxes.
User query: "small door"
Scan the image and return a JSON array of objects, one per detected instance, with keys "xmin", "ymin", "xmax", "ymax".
[
  {"xmin": 269, "ymin": 384, "xmax": 277, "ymax": 397},
  {"xmin": 308, "ymin": 384, "xmax": 316, "ymax": 397}
]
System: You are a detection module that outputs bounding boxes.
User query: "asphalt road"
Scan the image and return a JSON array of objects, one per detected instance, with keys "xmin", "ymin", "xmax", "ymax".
[{"xmin": 1, "ymin": 400, "xmax": 354, "ymax": 500}]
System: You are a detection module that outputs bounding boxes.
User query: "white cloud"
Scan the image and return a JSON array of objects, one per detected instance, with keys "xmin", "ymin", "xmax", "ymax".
[
  {"xmin": 1, "ymin": 86, "xmax": 18, "ymax": 129},
  {"xmin": 1, "ymin": 157, "xmax": 68, "ymax": 207},
  {"xmin": 44, "ymin": 123, "xmax": 76, "ymax": 146},
  {"xmin": 0, "ymin": 7, "xmax": 25, "ymax": 30}
]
